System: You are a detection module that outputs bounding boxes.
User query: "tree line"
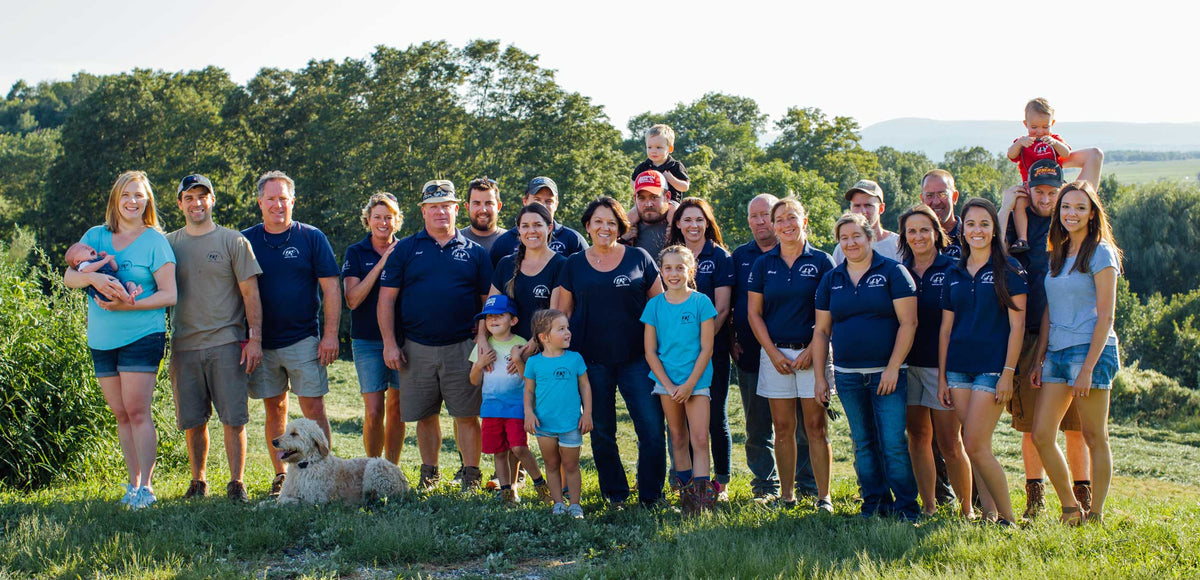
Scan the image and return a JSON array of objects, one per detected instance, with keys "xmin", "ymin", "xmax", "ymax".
[{"xmin": 1, "ymin": 39, "xmax": 1198, "ymax": 389}]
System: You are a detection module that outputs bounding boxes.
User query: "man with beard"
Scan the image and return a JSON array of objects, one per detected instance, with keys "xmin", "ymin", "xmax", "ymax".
[
  {"xmin": 626, "ymin": 170, "xmax": 671, "ymax": 258},
  {"xmin": 461, "ymin": 177, "xmax": 504, "ymax": 253}
]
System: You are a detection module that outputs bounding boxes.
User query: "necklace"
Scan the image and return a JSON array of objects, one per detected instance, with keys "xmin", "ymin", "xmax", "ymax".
[{"xmin": 262, "ymin": 223, "xmax": 294, "ymax": 250}]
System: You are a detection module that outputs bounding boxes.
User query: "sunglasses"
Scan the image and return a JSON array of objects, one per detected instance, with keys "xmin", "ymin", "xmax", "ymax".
[{"xmin": 423, "ymin": 183, "xmax": 455, "ymax": 197}]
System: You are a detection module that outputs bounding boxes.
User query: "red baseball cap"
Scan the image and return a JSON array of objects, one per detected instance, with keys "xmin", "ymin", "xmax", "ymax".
[{"xmin": 634, "ymin": 170, "xmax": 667, "ymax": 193}]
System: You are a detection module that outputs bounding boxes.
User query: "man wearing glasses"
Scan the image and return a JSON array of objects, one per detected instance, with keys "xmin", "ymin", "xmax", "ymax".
[
  {"xmin": 919, "ymin": 169, "xmax": 963, "ymax": 259},
  {"xmin": 378, "ymin": 180, "xmax": 494, "ymax": 491}
]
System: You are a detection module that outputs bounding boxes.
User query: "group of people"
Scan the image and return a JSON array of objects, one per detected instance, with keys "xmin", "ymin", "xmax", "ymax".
[{"xmin": 69, "ymin": 104, "xmax": 1121, "ymax": 526}]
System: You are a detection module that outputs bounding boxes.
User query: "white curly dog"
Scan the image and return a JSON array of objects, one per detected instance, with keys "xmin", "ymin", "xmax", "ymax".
[{"xmin": 272, "ymin": 418, "xmax": 410, "ymax": 505}]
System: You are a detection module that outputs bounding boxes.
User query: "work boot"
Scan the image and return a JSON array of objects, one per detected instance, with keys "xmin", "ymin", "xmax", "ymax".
[
  {"xmin": 1022, "ymin": 480, "xmax": 1045, "ymax": 520},
  {"xmin": 184, "ymin": 479, "xmax": 208, "ymax": 499},
  {"xmin": 418, "ymin": 464, "xmax": 440, "ymax": 491},
  {"xmin": 461, "ymin": 466, "xmax": 483, "ymax": 492},
  {"xmin": 1073, "ymin": 483, "xmax": 1093, "ymax": 514}
]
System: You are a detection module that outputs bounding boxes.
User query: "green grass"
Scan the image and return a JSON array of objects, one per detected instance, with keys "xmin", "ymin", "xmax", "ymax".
[
  {"xmin": 1092, "ymin": 159, "xmax": 1200, "ymax": 184},
  {"xmin": 2, "ymin": 361, "xmax": 1199, "ymax": 578}
]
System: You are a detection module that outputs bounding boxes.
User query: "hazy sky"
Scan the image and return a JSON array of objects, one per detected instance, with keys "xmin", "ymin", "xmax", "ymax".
[{"xmin": 3, "ymin": 0, "xmax": 1195, "ymax": 133}]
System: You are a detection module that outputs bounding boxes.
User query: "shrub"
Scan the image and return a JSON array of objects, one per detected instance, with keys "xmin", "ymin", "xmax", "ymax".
[
  {"xmin": 1118, "ymin": 284, "xmax": 1200, "ymax": 390},
  {"xmin": 0, "ymin": 242, "xmax": 182, "ymax": 490},
  {"xmin": 1110, "ymin": 365, "xmax": 1200, "ymax": 432}
]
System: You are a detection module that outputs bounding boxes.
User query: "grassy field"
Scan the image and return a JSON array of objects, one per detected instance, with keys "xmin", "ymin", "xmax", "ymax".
[
  {"xmin": 1098, "ymin": 159, "xmax": 1200, "ymax": 184},
  {"xmin": 3, "ymin": 361, "xmax": 1200, "ymax": 578}
]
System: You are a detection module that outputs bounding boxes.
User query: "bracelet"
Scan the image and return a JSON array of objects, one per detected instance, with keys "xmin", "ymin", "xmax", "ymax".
[{"xmin": 1003, "ymin": 366, "xmax": 1016, "ymax": 372}]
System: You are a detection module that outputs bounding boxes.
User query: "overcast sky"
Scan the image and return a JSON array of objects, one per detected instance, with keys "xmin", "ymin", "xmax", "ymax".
[{"xmin": 3, "ymin": 0, "xmax": 1196, "ymax": 133}]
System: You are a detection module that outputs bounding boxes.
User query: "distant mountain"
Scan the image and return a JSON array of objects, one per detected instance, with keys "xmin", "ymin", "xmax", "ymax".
[{"xmin": 860, "ymin": 118, "xmax": 1200, "ymax": 160}]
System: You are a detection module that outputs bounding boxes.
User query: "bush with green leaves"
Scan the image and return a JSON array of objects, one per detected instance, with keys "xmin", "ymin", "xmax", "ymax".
[
  {"xmin": 0, "ymin": 243, "xmax": 182, "ymax": 490},
  {"xmin": 1117, "ymin": 281, "xmax": 1200, "ymax": 390},
  {"xmin": 1110, "ymin": 365, "xmax": 1200, "ymax": 432}
]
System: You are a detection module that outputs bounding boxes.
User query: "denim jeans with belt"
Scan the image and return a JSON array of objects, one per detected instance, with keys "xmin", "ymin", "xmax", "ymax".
[
  {"xmin": 835, "ymin": 369, "xmax": 920, "ymax": 519},
  {"xmin": 588, "ymin": 359, "xmax": 666, "ymax": 505}
]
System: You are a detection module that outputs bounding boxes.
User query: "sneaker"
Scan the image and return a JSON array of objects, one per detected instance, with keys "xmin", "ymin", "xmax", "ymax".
[
  {"xmin": 753, "ymin": 491, "xmax": 780, "ymax": 505},
  {"xmin": 551, "ymin": 502, "xmax": 567, "ymax": 515},
  {"xmin": 461, "ymin": 466, "xmax": 483, "ymax": 492},
  {"xmin": 514, "ymin": 468, "xmax": 527, "ymax": 490},
  {"xmin": 568, "ymin": 504, "xmax": 585, "ymax": 519},
  {"xmin": 184, "ymin": 480, "xmax": 208, "ymax": 499},
  {"xmin": 484, "ymin": 472, "xmax": 500, "ymax": 491},
  {"xmin": 500, "ymin": 488, "xmax": 519, "ymax": 507},
  {"xmin": 269, "ymin": 473, "xmax": 286, "ymax": 497},
  {"xmin": 817, "ymin": 498, "xmax": 835, "ymax": 513},
  {"xmin": 452, "ymin": 466, "xmax": 466, "ymax": 483},
  {"xmin": 418, "ymin": 464, "xmax": 441, "ymax": 491},
  {"xmin": 1073, "ymin": 483, "xmax": 1093, "ymax": 514},
  {"xmin": 1022, "ymin": 481, "xmax": 1045, "ymax": 520},
  {"xmin": 119, "ymin": 484, "xmax": 139, "ymax": 506},
  {"xmin": 130, "ymin": 486, "xmax": 157, "ymax": 510},
  {"xmin": 226, "ymin": 481, "xmax": 249, "ymax": 503},
  {"xmin": 534, "ymin": 481, "xmax": 554, "ymax": 505},
  {"xmin": 713, "ymin": 481, "xmax": 729, "ymax": 502}
]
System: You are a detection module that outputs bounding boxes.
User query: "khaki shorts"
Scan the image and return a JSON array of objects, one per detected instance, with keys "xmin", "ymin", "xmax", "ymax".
[
  {"xmin": 398, "ymin": 340, "xmax": 479, "ymax": 422},
  {"xmin": 247, "ymin": 336, "xmax": 329, "ymax": 399},
  {"xmin": 1010, "ymin": 330, "xmax": 1081, "ymax": 432},
  {"xmin": 171, "ymin": 342, "xmax": 250, "ymax": 430}
]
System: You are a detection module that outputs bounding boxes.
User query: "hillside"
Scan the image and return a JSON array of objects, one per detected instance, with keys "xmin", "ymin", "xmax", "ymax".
[{"xmin": 862, "ymin": 118, "xmax": 1200, "ymax": 160}]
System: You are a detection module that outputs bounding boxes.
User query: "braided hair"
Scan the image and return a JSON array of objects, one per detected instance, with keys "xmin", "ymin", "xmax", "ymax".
[{"xmin": 506, "ymin": 203, "xmax": 555, "ymax": 298}]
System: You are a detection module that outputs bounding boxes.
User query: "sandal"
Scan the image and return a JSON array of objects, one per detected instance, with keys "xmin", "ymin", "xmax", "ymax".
[
  {"xmin": 1060, "ymin": 505, "xmax": 1085, "ymax": 526},
  {"xmin": 1009, "ymin": 239, "xmax": 1030, "ymax": 255}
]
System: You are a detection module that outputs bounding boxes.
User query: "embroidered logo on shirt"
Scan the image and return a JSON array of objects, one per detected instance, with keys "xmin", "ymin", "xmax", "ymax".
[
  {"xmin": 681, "ymin": 311, "xmax": 697, "ymax": 324},
  {"xmin": 120, "ymin": 260, "xmax": 132, "ymax": 272},
  {"xmin": 380, "ymin": 270, "xmax": 389, "ymax": 281},
  {"xmin": 698, "ymin": 260, "xmax": 715, "ymax": 274},
  {"xmin": 282, "ymin": 247, "xmax": 300, "ymax": 259},
  {"xmin": 207, "ymin": 252, "xmax": 221, "ymax": 263},
  {"xmin": 451, "ymin": 248, "xmax": 470, "ymax": 262},
  {"xmin": 981, "ymin": 272, "xmax": 995, "ymax": 284},
  {"xmin": 865, "ymin": 274, "xmax": 887, "ymax": 288},
  {"xmin": 613, "ymin": 275, "xmax": 631, "ymax": 287},
  {"xmin": 930, "ymin": 273, "xmax": 945, "ymax": 286},
  {"xmin": 799, "ymin": 264, "xmax": 819, "ymax": 278},
  {"xmin": 549, "ymin": 240, "xmax": 566, "ymax": 253},
  {"xmin": 553, "ymin": 368, "xmax": 570, "ymax": 380},
  {"xmin": 533, "ymin": 284, "xmax": 551, "ymax": 299}
]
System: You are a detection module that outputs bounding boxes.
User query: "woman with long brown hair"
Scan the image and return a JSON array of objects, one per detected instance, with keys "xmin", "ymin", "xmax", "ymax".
[{"xmin": 1030, "ymin": 181, "xmax": 1123, "ymax": 525}]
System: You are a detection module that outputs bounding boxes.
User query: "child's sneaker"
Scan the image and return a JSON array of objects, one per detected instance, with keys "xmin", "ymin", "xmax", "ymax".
[
  {"xmin": 534, "ymin": 481, "xmax": 554, "ymax": 505},
  {"xmin": 130, "ymin": 486, "xmax": 157, "ymax": 510},
  {"xmin": 551, "ymin": 502, "xmax": 567, "ymax": 515},
  {"xmin": 568, "ymin": 504, "xmax": 584, "ymax": 519},
  {"xmin": 119, "ymin": 483, "xmax": 138, "ymax": 506}
]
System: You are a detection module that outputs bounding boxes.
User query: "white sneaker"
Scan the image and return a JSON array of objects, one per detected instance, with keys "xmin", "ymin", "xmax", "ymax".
[
  {"xmin": 551, "ymin": 502, "xmax": 567, "ymax": 515},
  {"xmin": 120, "ymin": 484, "xmax": 140, "ymax": 507},
  {"xmin": 568, "ymin": 504, "xmax": 584, "ymax": 519},
  {"xmin": 130, "ymin": 486, "xmax": 157, "ymax": 510}
]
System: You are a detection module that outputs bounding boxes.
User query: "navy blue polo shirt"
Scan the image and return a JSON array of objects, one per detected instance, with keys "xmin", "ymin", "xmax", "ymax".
[
  {"xmin": 695, "ymin": 240, "xmax": 735, "ymax": 354},
  {"xmin": 747, "ymin": 243, "xmax": 835, "ymax": 347},
  {"xmin": 904, "ymin": 252, "xmax": 956, "ymax": 368},
  {"xmin": 731, "ymin": 240, "xmax": 772, "ymax": 373},
  {"xmin": 342, "ymin": 236, "xmax": 403, "ymax": 343},
  {"xmin": 559, "ymin": 246, "xmax": 660, "ymax": 366},
  {"xmin": 944, "ymin": 218, "xmax": 964, "ymax": 260},
  {"xmin": 242, "ymin": 222, "xmax": 340, "ymax": 350},
  {"xmin": 942, "ymin": 255, "xmax": 1028, "ymax": 374},
  {"xmin": 488, "ymin": 221, "xmax": 589, "ymax": 266},
  {"xmin": 815, "ymin": 252, "xmax": 917, "ymax": 370},
  {"xmin": 1007, "ymin": 207, "xmax": 1052, "ymax": 330},
  {"xmin": 491, "ymin": 252, "xmax": 567, "ymax": 340},
  {"xmin": 380, "ymin": 228, "xmax": 493, "ymax": 346}
]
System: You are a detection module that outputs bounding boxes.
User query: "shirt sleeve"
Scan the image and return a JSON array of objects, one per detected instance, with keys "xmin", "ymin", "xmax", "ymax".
[
  {"xmin": 475, "ymin": 246, "xmax": 494, "ymax": 295},
  {"xmin": 631, "ymin": 159, "xmax": 651, "ymax": 181},
  {"xmin": 669, "ymin": 159, "xmax": 689, "ymax": 181},
  {"xmin": 149, "ymin": 231, "xmax": 176, "ymax": 272},
  {"xmin": 642, "ymin": 249, "xmax": 661, "ymax": 287},
  {"xmin": 232, "ymin": 233, "xmax": 263, "ymax": 281},
  {"xmin": 380, "ymin": 240, "xmax": 406, "ymax": 289},
  {"xmin": 815, "ymin": 273, "xmax": 832, "ymax": 311},
  {"xmin": 312, "ymin": 229, "xmax": 340, "ymax": 278},
  {"xmin": 698, "ymin": 293, "xmax": 718, "ymax": 321},
  {"xmin": 746, "ymin": 257, "xmax": 766, "ymax": 293},
  {"xmin": 941, "ymin": 273, "xmax": 955, "ymax": 312},
  {"xmin": 469, "ymin": 343, "xmax": 481, "ymax": 363},
  {"xmin": 572, "ymin": 351, "xmax": 588, "ymax": 377},
  {"xmin": 715, "ymin": 250, "xmax": 735, "ymax": 287},
  {"xmin": 523, "ymin": 356, "xmax": 538, "ymax": 380},
  {"xmin": 558, "ymin": 256, "xmax": 577, "ymax": 293},
  {"xmin": 491, "ymin": 256, "xmax": 512, "ymax": 293},
  {"xmin": 1005, "ymin": 259, "xmax": 1029, "ymax": 296},
  {"xmin": 888, "ymin": 263, "xmax": 918, "ymax": 299},
  {"xmin": 639, "ymin": 296, "xmax": 659, "ymax": 327},
  {"xmin": 341, "ymin": 245, "xmax": 360, "ymax": 280},
  {"xmin": 1090, "ymin": 243, "xmax": 1121, "ymax": 276}
]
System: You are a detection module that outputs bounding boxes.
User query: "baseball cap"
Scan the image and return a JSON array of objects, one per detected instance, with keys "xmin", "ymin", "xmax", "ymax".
[
  {"xmin": 177, "ymin": 174, "xmax": 213, "ymax": 197},
  {"xmin": 525, "ymin": 176, "xmax": 558, "ymax": 197},
  {"xmin": 844, "ymin": 179, "xmax": 884, "ymax": 202},
  {"xmin": 420, "ymin": 180, "xmax": 458, "ymax": 204},
  {"xmin": 475, "ymin": 294, "xmax": 518, "ymax": 320},
  {"xmin": 1026, "ymin": 159, "xmax": 1065, "ymax": 189},
  {"xmin": 634, "ymin": 170, "xmax": 667, "ymax": 193}
]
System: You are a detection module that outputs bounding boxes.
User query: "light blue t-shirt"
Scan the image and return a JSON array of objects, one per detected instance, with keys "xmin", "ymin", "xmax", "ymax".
[
  {"xmin": 640, "ymin": 291, "xmax": 718, "ymax": 389},
  {"xmin": 1044, "ymin": 241, "xmax": 1121, "ymax": 351},
  {"xmin": 470, "ymin": 335, "xmax": 527, "ymax": 419},
  {"xmin": 524, "ymin": 350, "xmax": 587, "ymax": 433},
  {"xmin": 80, "ymin": 226, "xmax": 176, "ymax": 350}
]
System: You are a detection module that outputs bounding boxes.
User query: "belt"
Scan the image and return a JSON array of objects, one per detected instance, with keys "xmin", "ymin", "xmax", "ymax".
[{"xmin": 774, "ymin": 342, "xmax": 807, "ymax": 350}]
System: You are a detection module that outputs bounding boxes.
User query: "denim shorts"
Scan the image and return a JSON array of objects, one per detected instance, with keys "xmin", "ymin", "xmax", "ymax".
[
  {"xmin": 90, "ymin": 332, "xmax": 166, "ymax": 377},
  {"xmin": 946, "ymin": 371, "xmax": 1001, "ymax": 393},
  {"xmin": 651, "ymin": 382, "xmax": 710, "ymax": 398},
  {"xmin": 1041, "ymin": 343, "xmax": 1120, "ymax": 389},
  {"xmin": 534, "ymin": 427, "xmax": 583, "ymax": 448},
  {"xmin": 352, "ymin": 339, "xmax": 400, "ymax": 394}
]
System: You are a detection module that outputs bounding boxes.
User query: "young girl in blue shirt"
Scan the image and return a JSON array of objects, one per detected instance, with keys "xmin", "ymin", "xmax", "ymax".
[{"xmin": 641, "ymin": 245, "xmax": 719, "ymax": 514}]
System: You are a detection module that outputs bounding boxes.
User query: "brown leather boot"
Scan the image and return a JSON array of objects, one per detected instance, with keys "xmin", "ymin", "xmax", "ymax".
[
  {"xmin": 1022, "ymin": 480, "xmax": 1045, "ymax": 520},
  {"xmin": 1073, "ymin": 482, "xmax": 1093, "ymax": 514}
]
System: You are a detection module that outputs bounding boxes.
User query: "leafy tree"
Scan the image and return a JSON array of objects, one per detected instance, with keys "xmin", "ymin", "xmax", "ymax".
[
  {"xmin": 1, "ymin": 73, "xmax": 101, "ymax": 133},
  {"xmin": 941, "ymin": 146, "xmax": 1018, "ymax": 207},
  {"xmin": 720, "ymin": 159, "xmax": 840, "ymax": 250},
  {"xmin": 766, "ymin": 107, "xmax": 880, "ymax": 192},
  {"xmin": 873, "ymin": 146, "xmax": 935, "ymax": 230},
  {"xmin": 625, "ymin": 93, "xmax": 766, "ymax": 179},
  {"xmin": 0, "ymin": 129, "xmax": 61, "ymax": 240},
  {"xmin": 1110, "ymin": 181, "xmax": 1200, "ymax": 298}
]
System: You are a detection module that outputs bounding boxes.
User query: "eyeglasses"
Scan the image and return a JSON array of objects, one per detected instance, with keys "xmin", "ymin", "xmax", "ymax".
[{"xmin": 921, "ymin": 190, "xmax": 951, "ymax": 200}]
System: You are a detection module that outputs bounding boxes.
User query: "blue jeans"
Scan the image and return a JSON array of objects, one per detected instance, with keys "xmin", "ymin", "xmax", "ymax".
[
  {"xmin": 736, "ymin": 368, "xmax": 817, "ymax": 496},
  {"xmin": 588, "ymin": 359, "xmax": 666, "ymax": 505},
  {"xmin": 708, "ymin": 343, "xmax": 732, "ymax": 483},
  {"xmin": 835, "ymin": 370, "xmax": 920, "ymax": 519}
]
